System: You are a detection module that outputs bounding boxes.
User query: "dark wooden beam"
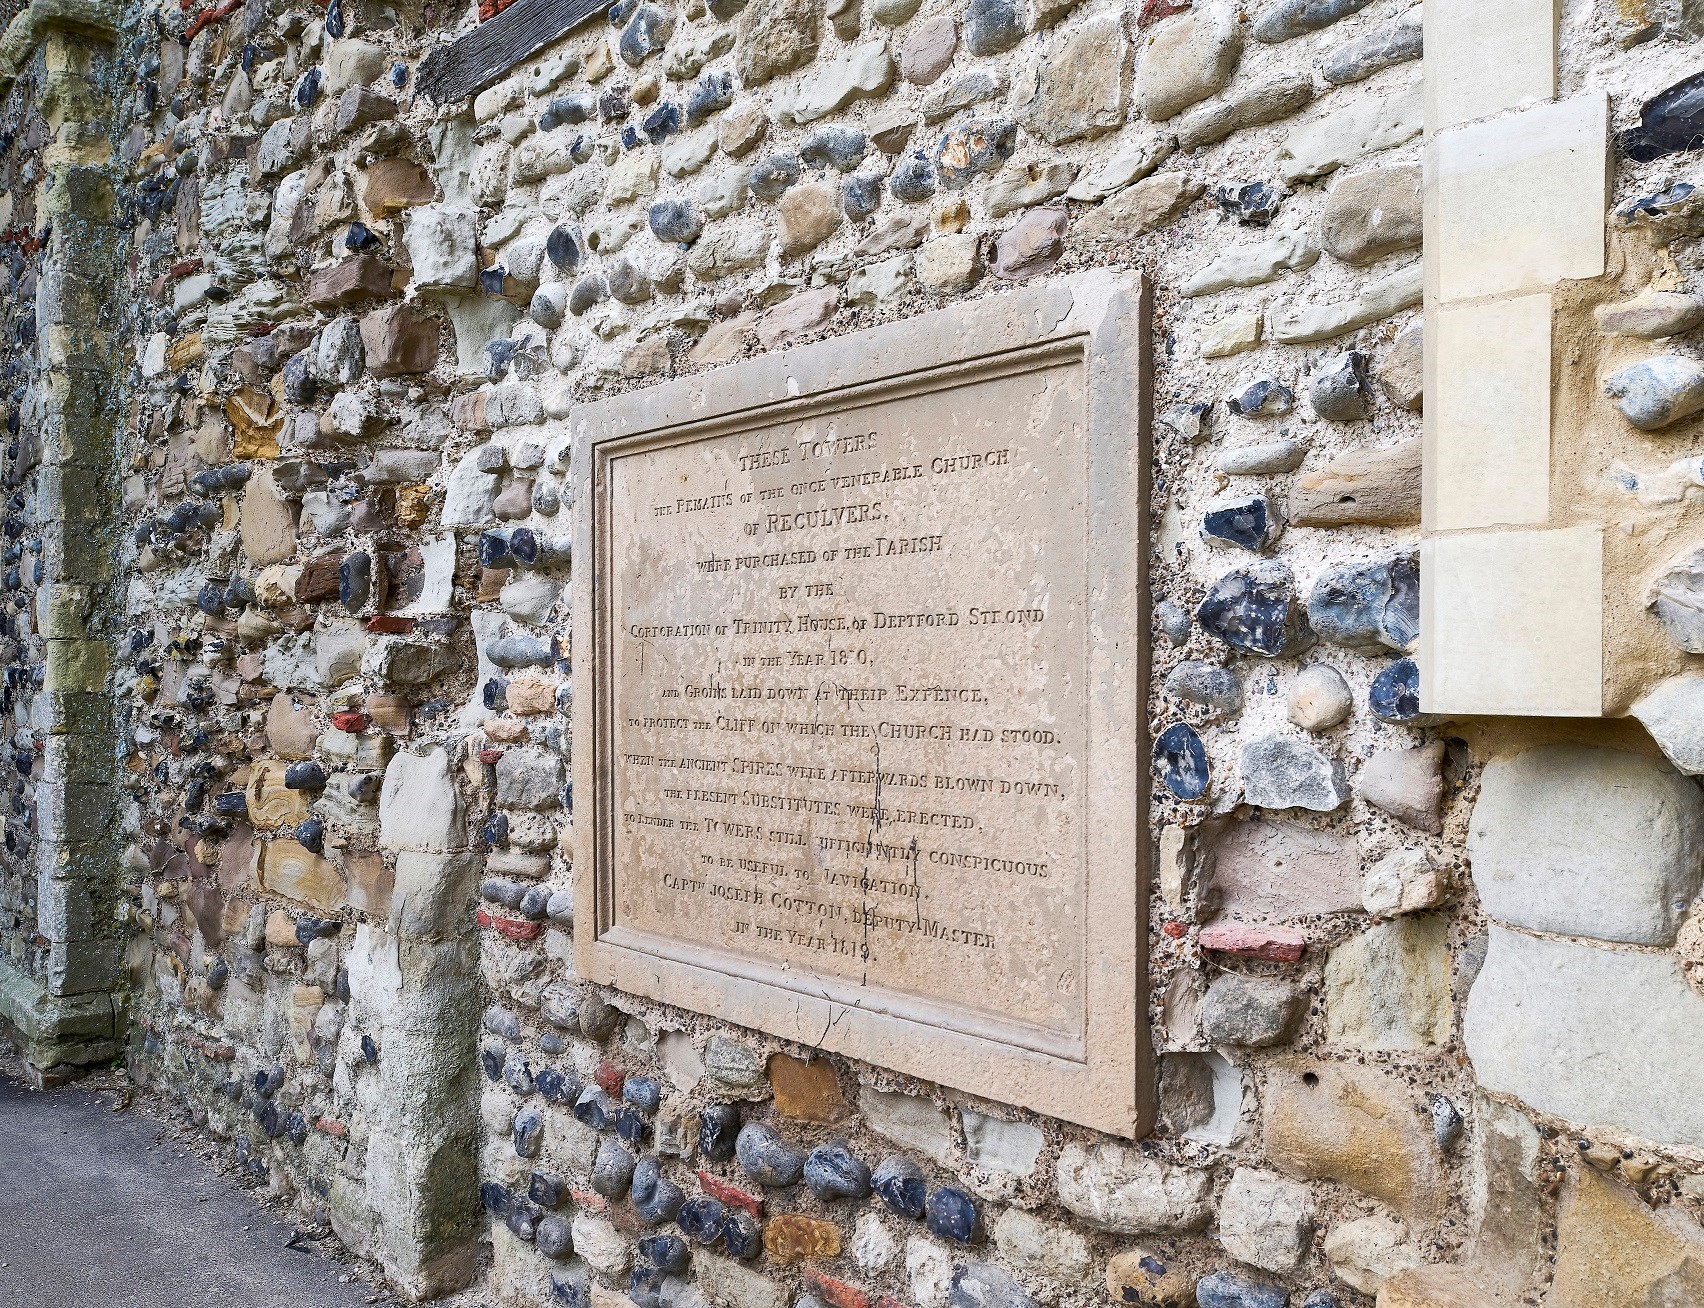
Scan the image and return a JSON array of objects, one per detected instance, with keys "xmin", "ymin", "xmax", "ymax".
[{"xmin": 418, "ymin": 0, "xmax": 613, "ymax": 105}]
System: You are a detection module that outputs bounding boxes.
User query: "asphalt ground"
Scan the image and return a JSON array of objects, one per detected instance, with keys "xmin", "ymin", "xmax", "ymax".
[{"xmin": 0, "ymin": 1068, "xmax": 394, "ymax": 1308}]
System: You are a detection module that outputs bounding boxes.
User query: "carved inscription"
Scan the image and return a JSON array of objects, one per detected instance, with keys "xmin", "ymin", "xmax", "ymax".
[{"xmin": 608, "ymin": 360, "xmax": 1089, "ymax": 1038}]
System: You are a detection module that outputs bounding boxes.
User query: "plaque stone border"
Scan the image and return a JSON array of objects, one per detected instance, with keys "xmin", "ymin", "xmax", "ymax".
[{"xmin": 570, "ymin": 271, "xmax": 1154, "ymax": 1137}]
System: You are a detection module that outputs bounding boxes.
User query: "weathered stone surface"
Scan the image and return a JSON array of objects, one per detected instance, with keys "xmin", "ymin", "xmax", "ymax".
[
  {"xmin": 1197, "ymin": 816, "xmax": 1361, "ymax": 919},
  {"xmin": 1606, "ymin": 355, "xmax": 1704, "ymax": 430},
  {"xmin": 1595, "ymin": 289, "xmax": 1704, "ymax": 339},
  {"xmin": 1277, "ymin": 81, "xmax": 1422, "ymax": 184},
  {"xmin": 1181, "ymin": 228, "xmax": 1317, "ymax": 298},
  {"xmin": 990, "ymin": 207, "xmax": 1065, "ymax": 279},
  {"xmin": 1359, "ymin": 742, "xmax": 1444, "ymax": 832},
  {"xmin": 1199, "ymin": 974, "xmax": 1302, "ymax": 1047},
  {"xmin": 1289, "ymin": 438, "xmax": 1421, "ymax": 526},
  {"xmin": 240, "ymin": 468, "xmax": 298, "ymax": 566},
  {"xmin": 964, "ymin": 0, "xmax": 1026, "ymax": 54},
  {"xmin": 1465, "ymin": 926, "xmax": 1704, "ymax": 1152},
  {"xmin": 768, "ymin": 1053, "xmax": 849, "ymax": 1122},
  {"xmin": 403, "ymin": 207, "xmax": 477, "ymax": 291},
  {"xmin": 1380, "ymin": 319, "xmax": 1423, "ymax": 410},
  {"xmin": 379, "ymin": 749, "xmax": 464, "ymax": 852},
  {"xmin": 1319, "ymin": 165, "xmax": 1421, "ymax": 266},
  {"xmin": 1288, "ymin": 663, "xmax": 1352, "ymax": 732},
  {"xmin": 306, "ymin": 253, "xmax": 394, "ymax": 309},
  {"xmin": 1322, "ymin": 8, "xmax": 1421, "ymax": 84},
  {"xmin": 779, "ymin": 181, "xmax": 843, "ymax": 256},
  {"xmin": 1324, "ymin": 916, "xmax": 1450, "ymax": 1050},
  {"xmin": 1648, "ymin": 545, "xmax": 1704, "ymax": 654},
  {"xmin": 962, "ymin": 1110, "xmax": 1044, "ymax": 1177},
  {"xmin": 363, "ymin": 158, "xmax": 436, "ymax": 218},
  {"xmin": 916, "ymin": 234, "xmax": 983, "ymax": 293},
  {"xmin": 1135, "ymin": 3, "xmax": 1243, "ymax": 122},
  {"xmin": 1362, "ymin": 848, "xmax": 1442, "ymax": 917},
  {"xmin": 1467, "ymin": 1096, "xmax": 1547, "ymax": 1297},
  {"xmin": 774, "ymin": 38, "xmax": 895, "ymax": 125},
  {"xmin": 360, "ymin": 304, "xmax": 439, "ymax": 377},
  {"xmin": 1551, "ymin": 1163, "xmax": 1704, "ymax": 1306},
  {"xmin": 1106, "ymin": 1248, "xmax": 1196, "ymax": 1304},
  {"xmin": 1467, "ymin": 746, "xmax": 1704, "ymax": 945},
  {"xmin": 1173, "ymin": 73, "xmax": 1314, "ymax": 151},
  {"xmin": 1074, "ymin": 172, "xmax": 1202, "ymax": 240},
  {"xmin": 1054, "ymin": 1144, "xmax": 1213, "ymax": 1234},
  {"xmin": 860, "ymin": 1087, "xmax": 954, "ymax": 1166},
  {"xmin": 1308, "ymin": 553, "xmax": 1418, "ymax": 652},
  {"xmin": 1253, "ymin": 0, "xmax": 1372, "ymax": 41},
  {"xmin": 1377, "ymin": 1266, "xmax": 1500, "ymax": 1308},
  {"xmin": 1633, "ymin": 676, "xmax": 1704, "ymax": 776},
  {"xmin": 737, "ymin": 0, "xmax": 823, "ymax": 86},
  {"xmin": 899, "ymin": 14, "xmax": 957, "ymax": 85},
  {"xmin": 1241, "ymin": 734, "xmax": 1349, "ymax": 812},
  {"xmin": 1323, "ymin": 1215, "xmax": 1419, "ymax": 1294},
  {"xmin": 1218, "ymin": 1169, "xmax": 1314, "ymax": 1272},
  {"xmin": 756, "ymin": 288, "xmax": 840, "ymax": 348},
  {"xmin": 259, "ymin": 838, "xmax": 346, "ymax": 913},
  {"xmin": 990, "ymin": 1209, "xmax": 1090, "ymax": 1282},
  {"xmin": 1065, "ymin": 129, "xmax": 1175, "ymax": 202},
  {"xmin": 1270, "ymin": 262, "xmax": 1422, "ymax": 344},
  {"xmin": 1018, "ymin": 12, "xmax": 1128, "ymax": 144},
  {"xmin": 1263, "ymin": 1058, "xmax": 1445, "ymax": 1220}
]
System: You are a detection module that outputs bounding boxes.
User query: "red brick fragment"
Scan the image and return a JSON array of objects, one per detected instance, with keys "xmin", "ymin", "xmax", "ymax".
[
  {"xmin": 475, "ymin": 907, "xmax": 544, "ymax": 940},
  {"xmin": 804, "ymin": 1270, "xmax": 871, "ymax": 1308},
  {"xmin": 1198, "ymin": 922, "xmax": 1305, "ymax": 962},
  {"xmin": 366, "ymin": 615, "xmax": 414, "ymax": 634},
  {"xmin": 331, "ymin": 711, "xmax": 369, "ymax": 733},
  {"xmin": 697, "ymin": 1170, "xmax": 763, "ymax": 1216},
  {"xmin": 595, "ymin": 1062, "xmax": 626, "ymax": 1096}
]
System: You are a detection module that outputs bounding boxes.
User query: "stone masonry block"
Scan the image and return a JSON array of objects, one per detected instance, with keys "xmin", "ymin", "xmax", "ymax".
[
  {"xmin": 46, "ymin": 936, "xmax": 122, "ymax": 997},
  {"xmin": 1419, "ymin": 527, "xmax": 1602, "ymax": 716},
  {"xmin": 43, "ymin": 637, "xmax": 109, "ymax": 694},
  {"xmin": 35, "ymin": 779, "xmax": 114, "ymax": 843},
  {"xmin": 1467, "ymin": 745, "xmax": 1704, "ymax": 945},
  {"xmin": 1424, "ymin": 0, "xmax": 1557, "ymax": 133},
  {"xmin": 1429, "ymin": 94, "xmax": 1607, "ymax": 305},
  {"xmin": 1425, "ymin": 295, "xmax": 1551, "ymax": 531},
  {"xmin": 1465, "ymin": 927, "xmax": 1704, "ymax": 1152}
]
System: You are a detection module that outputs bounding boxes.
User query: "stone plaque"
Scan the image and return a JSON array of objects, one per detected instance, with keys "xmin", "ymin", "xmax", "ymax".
[{"xmin": 572, "ymin": 274, "xmax": 1153, "ymax": 1135}]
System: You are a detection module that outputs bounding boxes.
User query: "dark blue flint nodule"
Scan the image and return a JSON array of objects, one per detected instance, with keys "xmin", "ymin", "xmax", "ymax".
[
  {"xmin": 1154, "ymin": 721, "xmax": 1210, "ymax": 801},
  {"xmin": 735, "ymin": 1120, "xmax": 806, "ymax": 1186},
  {"xmin": 804, "ymin": 1142, "xmax": 871, "ymax": 1200},
  {"xmin": 1202, "ymin": 495, "xmax": 1275, "ymax": 552},
  {"xmin": 872, "ymin": 1155, "xmax": 927, "ymax": 1217},
  {"xmin": 1196, "ymin": 561, "xmax": 1313, "ymax": 658},
  {"xmin": 637, "ymin": 1232, "xmax": 688, "ymax": 1272},
  {"xmin": 677, "ymin": 1195, "xmax": 725, "ymax": 1243},
  {"xmin": 1370, "ymin": 657, "xmax": 1421, "ymax": 722},
  {"xmin": 699, "ymin": 1103, "xmax": 740, "ymax": 1160},
  {"xmin": 536, "ymin": 1213, "xmax": 572, "ymax": 1259},
  {"xmin": 925, "ymin": 1186, "xmax": 980, "ymax": 1243},
  {"xmin": 1195, "ymin": 1270, "xmax": 1289, "ymax": 1308},
  {"xmin": 720, "ymin": 1209, "xmax": 762, "ymax": 1260}
]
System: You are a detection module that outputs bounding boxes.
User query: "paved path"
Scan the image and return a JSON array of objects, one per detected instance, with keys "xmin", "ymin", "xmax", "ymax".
[{"xmin": 0, "ymin": 1073, "xmax": 388, "ymax": 1308}]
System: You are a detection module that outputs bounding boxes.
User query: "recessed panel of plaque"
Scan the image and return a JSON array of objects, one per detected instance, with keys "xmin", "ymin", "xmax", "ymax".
[{"xmin": 572, "ymin": 274, "xmax": 1153, "ymax": 1136}]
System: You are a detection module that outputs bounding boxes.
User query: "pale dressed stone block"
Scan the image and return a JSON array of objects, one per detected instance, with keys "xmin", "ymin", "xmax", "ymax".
[
  {"xmin": 1419, "ymin": 528, "xmax": 1602, "ymax": 716},
  {"xmin": 1467, "ymin": 745, "xmax": 1704, "ymax": 946},
  {"xmin": 1465, "ymin": 927, "xmax": 1704, "ymax": 1152},
  {"xmin": 1425, "ymin": 295, "xmax": 1551, "ymax": 531},
  {"xmin": 1424, "ymin": 0, "xmax": 1557, "ymax": 133},
  {"xmin": 1430, "ymin": 94, "xmax": 1607, "ymax": 305}
]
